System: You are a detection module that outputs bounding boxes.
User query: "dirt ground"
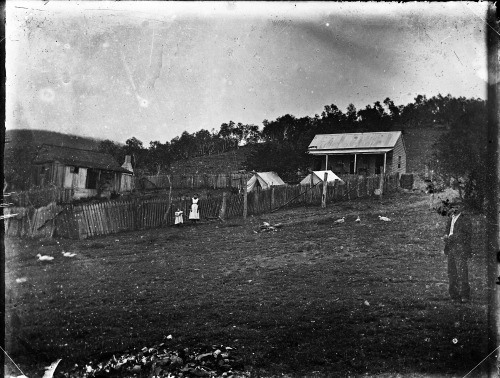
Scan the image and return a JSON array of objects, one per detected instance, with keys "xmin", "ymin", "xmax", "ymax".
[{"xmin": 4, "ymin": 191, "xmax": 489, "ymax": 378}]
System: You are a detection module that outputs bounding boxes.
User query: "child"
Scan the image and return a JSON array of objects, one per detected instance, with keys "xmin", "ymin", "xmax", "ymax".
[{"xmin": 174, "ymin": 208, "xmax": 184, "ymax": 226}]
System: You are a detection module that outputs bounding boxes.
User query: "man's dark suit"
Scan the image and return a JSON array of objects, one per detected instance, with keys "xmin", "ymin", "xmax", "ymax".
[{"xmin": 444, "ymin": 211, "xmax": 472, "ymax": 301}]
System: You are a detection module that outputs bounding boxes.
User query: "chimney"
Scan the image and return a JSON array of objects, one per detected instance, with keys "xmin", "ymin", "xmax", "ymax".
[{"xmin": 122, "ymin": 155, "xmax": 133, "ymax": 173}]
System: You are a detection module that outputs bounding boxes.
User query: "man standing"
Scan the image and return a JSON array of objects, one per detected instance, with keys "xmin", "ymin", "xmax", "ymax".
[{"xmin": 443, "ymin": 202, "xmax": 473, "ymax": 303}]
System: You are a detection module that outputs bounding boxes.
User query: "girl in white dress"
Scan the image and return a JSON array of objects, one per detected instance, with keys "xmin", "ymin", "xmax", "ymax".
[
  {"xmin": 189, "ymin": 194, "xmax": 200, "ymax": 223},
  {"xmin": 174, "ymin": 208, "xmax": 183, "ymax": 226}
]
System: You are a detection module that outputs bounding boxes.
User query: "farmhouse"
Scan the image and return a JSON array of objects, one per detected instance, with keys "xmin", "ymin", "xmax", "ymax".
[
  {"xmin": 307, "ymin": 131, "xmax": 407, "ymax": 176},
  {"xmin": 32, "ymin": 144, "xmax": 133, "ymax": 198}
]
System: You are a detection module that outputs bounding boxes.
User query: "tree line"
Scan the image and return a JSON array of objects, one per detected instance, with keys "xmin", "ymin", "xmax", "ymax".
[{"xmin": 99, "ymin": 94, "xmax": 480, "ymax": 166}]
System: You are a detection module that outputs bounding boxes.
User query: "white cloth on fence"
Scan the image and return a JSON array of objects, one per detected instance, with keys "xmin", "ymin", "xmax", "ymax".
[
  {"xmin": 189, "ymin": 198, "xmax": 200, "ymax": 220},
  {"xmin": 174, "ymin": 210, "xmax": 184, "ymax": 225}
]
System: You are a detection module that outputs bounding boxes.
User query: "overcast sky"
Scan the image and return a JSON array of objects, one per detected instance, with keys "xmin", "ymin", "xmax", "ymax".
[{"xmin": 6, "ymin": 2, "xmax": 489, "ymax": 145}]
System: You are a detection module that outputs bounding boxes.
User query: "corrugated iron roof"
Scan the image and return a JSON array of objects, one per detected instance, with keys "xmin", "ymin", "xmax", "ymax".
[
  {"xmin": 33, "ymin": 144, "xmax": 132, "ymax": 174},
  {"xmin": 308, "ymin": 131, "xmax": 402, "ymax": 151}
]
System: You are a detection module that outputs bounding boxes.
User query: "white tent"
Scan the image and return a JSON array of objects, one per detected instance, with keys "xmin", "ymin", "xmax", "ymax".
[
  {"xmin": 300, "ymin": 170, "xmax": 344, "ymax": 185},
  {"xmin": 247, "ymin": 172, "xmax": 286, "ymax": 192}
]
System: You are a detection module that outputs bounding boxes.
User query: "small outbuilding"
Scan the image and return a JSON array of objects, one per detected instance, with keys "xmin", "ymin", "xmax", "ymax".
[
  {"xmin": 246, "ymin": 171, "xmax": 286, "ymax": 192},
  {"xmin": 300, "ymin": 170, "xmax": 344, "ymax": 186}
]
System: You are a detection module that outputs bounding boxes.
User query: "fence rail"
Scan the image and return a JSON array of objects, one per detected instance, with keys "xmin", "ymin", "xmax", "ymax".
[
  {"xmin": 135, "ymin": 173, "xmax": 252, "ymax": 190},
  {"xmin": 4, "ymin": 173, "xmax": 400, "ymax": 239}
]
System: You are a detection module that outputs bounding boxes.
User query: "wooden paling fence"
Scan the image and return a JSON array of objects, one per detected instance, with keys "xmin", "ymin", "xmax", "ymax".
[
  {"xmin": 7, "ymin": 187, "xmax": 75, "ymax": 208},
  {"xmin": 4, "ymin": 196, "xmax": 224, "ymax": 239},
  {"xmin": 4, "ymin": 203, "xmax": 76, "ymax": 238},
  {"xmin": 245, "ymin": 173, "xmax": 399, "ymax": 216},
  {"xmin": 5, "ymin": 173, "xmax": 400, "ymax": 239}
]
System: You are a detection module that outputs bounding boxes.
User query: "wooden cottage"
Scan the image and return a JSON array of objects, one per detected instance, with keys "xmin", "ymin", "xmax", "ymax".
[
  {"xmin": 32, "ymin": 144, "xmax": 133, "ymax": 198},
  {"xmin": 307, "ymin": 131, "xmax": 407, "ymax": 176}
]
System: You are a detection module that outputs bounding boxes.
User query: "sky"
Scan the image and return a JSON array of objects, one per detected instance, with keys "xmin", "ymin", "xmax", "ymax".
[{"xmin": 6, "ymin": 1, "xmax": 489, "ymax": 145}]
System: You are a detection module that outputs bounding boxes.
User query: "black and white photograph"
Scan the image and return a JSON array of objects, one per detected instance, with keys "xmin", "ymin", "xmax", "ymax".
[{"xmin": 4, "ymin": 2, "xmax": 498, "ymax": 378}]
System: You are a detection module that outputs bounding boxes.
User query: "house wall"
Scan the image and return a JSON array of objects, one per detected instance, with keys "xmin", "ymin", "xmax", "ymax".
[
  {"xmin": 386, "ymin": 152, "xmax": 393, "ymax": 174},
  {"xmin": 63, "ymin": 166, "xmax": 88, "ymax": 189},
  {"xmin": 120, "ymin": 174, "xmax": 134, "ymax": 192},
  {"xmin": 50, "ymin": 163, "xmax": 66, "ymax": 187},
  {"xmin": 32, "ymin": 163, "xmax": 65, "ymax": 187},
  {"xmin": 112, "ymin": 173, "xmax": 121, "ymax": 192},
  {"xmin": 391, "ymin": 136, "xmax": 407, "ymax": 174},
  {"xmin": 63, "ymin": 167, "xmax": 72, "ymax": 188}
]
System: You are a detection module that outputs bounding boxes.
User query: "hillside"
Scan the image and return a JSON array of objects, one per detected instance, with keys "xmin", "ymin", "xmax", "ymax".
[
  {"xmin": 169, "ymin": 145, "xmax": 255, "ymax": 174},
  {"xmin": 402, "ymin": 126, "xmax": 447, "ymax": 175},
  {"xmin": 5, "ymin": 129, "xmax": 106, "ymax": 151}
]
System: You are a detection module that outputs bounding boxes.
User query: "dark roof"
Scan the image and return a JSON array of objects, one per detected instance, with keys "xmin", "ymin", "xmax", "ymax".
[{"xmin": 33, "ymin": 144, "xmax": 132, "ymax": 174}]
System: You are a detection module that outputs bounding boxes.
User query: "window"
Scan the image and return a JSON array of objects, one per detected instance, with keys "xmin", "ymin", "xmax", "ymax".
[
  {"xmin": 398, "ymin": 156, "xmax": 401, "ymax": 169},
  {"xmin": 86, "ymin": 169, "xmax": 99, "ymax": 189},
  {"xmin": 70, "ymin": 166, "xmax": 79, "ymax": 174}
]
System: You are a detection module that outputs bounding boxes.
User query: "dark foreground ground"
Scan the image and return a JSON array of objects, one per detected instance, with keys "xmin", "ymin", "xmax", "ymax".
[{"xmin": 5, "ymin": 192, "xmax": 489, "ymax": 377}]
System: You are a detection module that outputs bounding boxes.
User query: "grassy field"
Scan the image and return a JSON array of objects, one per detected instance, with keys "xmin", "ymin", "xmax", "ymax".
[{"xmin": 5, "ymin": 191, "xmax": 489, "ymax": 378}]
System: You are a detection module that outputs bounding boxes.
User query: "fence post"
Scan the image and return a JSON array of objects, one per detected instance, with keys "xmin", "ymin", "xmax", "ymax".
[
  {"xmin": 243, "ymin": 187, "xmax": 248, "ymax": 219},
  {"xmin": 322, "ymin": 172, "xmax": 328, "ymax": 208},
  {"xmin": 134, "ymin": 198, "xmax": 140, "ymax": 231},
  {"xmin": 219, "ymin": 192, "xmax": 227, "ymax": 220},
  {"xmin": 309, "ymin": 171, "xmax": 313, "ymax": 204}
]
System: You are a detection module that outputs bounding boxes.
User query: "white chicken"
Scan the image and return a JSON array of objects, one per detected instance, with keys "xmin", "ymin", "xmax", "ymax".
[
  {"xmin": 355, "ymin": 216, "xmax": 361, "ymax": 223},
  {"xmin": 378, "ymin": 215, "xmax": 391, "ymax": 222},
  {"xmin": 334, "ymin": 217, "xmax": 345, "ymax": 224},
  {"xmin": 62, "ymin": 252, "xmax": 77, "ymax": 257},
  {"xmin": 37, "ymin": 254, "xmax": 54, "ymax": 261}
]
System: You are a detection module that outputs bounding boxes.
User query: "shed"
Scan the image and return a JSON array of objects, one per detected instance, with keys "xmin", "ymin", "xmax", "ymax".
[
  {"xmin": 300, "ymin": 170, "xmax": 344, "ymax": 186},
  {"xmin": 307, "ymin": 131, "xmax": 406, "ymax": 176},
  {"xmin": 247, "ymin": 172, "xmax": 286, "ymax": 192},
  {"xmin": 32, "ymin": 144, "xmax": 133, "ymax": 198}
]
